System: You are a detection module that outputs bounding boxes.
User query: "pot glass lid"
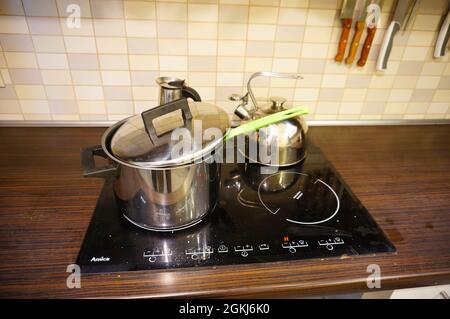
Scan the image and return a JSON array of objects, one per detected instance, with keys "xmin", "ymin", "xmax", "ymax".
[{"xmin": 109, "ymin": 101, "xmax": 230, "ymax": 167}]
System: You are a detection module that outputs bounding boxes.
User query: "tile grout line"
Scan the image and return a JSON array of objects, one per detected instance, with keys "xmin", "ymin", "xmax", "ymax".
[
  {"xmin": 88, "ymin": 0, "xmax": 108, "ymax": 121},
  {"xmin": 19, "ymin": 2, "xmax": 52, "ymax": 120},
  {"xmin": 214, "ymin": 2, "xmax": 220, "ymax": 107},
  {"xmin": 53, "ymin": 0, "xmax": 79, "ymax": 121},
  {"xmin": 125, "ymin": 0, "xmax": 137, "ymax": 117}
]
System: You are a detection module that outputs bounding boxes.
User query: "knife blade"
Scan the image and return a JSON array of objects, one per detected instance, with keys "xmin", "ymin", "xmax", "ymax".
[
  {"xmin": 434, "ymin": 7, "xmax": 450, "ymax": 57},
  {"xmin": 357, "ymin": 0, "xmax": 384, "ymax": 67},
  {"xmin": 346, "ymin": 0, "xmax": 370, "ymax": 64},
  {"xmin": 335, "ymin": 0, "xmax": 357, "ymax": 62},
  {"xmin": 402, "ymin": 0, "xmax": 420, "ymax": 32},
  {"xmin": 376, "ymin": 0, "xmax": 418, "ymax": 71}
]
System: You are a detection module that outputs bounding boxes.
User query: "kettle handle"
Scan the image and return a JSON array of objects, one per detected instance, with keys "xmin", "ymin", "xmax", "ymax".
[
  {"xmin": 141, "ymin": 98, "xmax": 193, "ymax": 144},
  {"xmin": 247, "ymin": 72, "xmax": 302, "ymax": 110},
  {"xmin": 182, "ymin": 86, "xmax": 202, "ymax": 102}
]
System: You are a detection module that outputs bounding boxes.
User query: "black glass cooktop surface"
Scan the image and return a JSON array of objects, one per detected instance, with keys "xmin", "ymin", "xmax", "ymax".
[{"xmin": 77, "ymin": 143, "xmax": 395, "ymax": 273}]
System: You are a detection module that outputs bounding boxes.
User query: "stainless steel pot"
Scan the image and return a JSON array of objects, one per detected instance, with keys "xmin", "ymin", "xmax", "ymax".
[
  {"xmin": 82, "ymin": 144, "xmax": 219, "ymax": 231},
  {"xmin": 82, "ymin": 94, "xmax": 230, "ymax": 232},
  {"xmin": 116, "ymin": 163, "xmax": 219, "ymax": 228}
]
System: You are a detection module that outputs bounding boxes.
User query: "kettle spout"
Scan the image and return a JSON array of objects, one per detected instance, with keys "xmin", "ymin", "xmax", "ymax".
[{"xmin": 234, "ymin": 104, "xmax": 252, "ymax": 120}]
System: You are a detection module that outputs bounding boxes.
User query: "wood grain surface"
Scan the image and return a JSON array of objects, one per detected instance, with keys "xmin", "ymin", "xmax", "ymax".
[{"xmin": 0, "ymin": 125, "xmax": 449, "ymax": 298}]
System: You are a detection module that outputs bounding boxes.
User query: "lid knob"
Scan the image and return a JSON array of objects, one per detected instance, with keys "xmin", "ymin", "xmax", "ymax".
[{"xmin": 269, "ymin": 96, "xmax": 287, "ymax": 110}]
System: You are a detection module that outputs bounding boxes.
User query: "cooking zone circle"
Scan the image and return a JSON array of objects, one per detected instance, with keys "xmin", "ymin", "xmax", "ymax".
[{"xmin": 257, "ymin": 172, "xmax": 340, "ymax": 225}]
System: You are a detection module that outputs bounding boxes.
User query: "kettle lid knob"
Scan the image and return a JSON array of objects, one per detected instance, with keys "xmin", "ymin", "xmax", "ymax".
[{"xmin": 269, "ymin": 96, "xmax": 287, "ymax": 109}]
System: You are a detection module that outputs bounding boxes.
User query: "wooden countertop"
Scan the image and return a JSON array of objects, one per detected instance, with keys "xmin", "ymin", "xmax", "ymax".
[{"xmin": 0, "ymin": 125, "xmax": 449, "ymax": 298}]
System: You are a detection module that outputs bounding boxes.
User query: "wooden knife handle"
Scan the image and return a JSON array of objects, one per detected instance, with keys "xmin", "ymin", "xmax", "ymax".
[
  {"xmin": 335, "ymin": 18, "xmax": 352, "ymax": 62},
  {"xmin": 357, "ymin": 27, "xmax": 377, "ymax": 67},
  {"xmin": 345, "ymin": 21, "xmax": 365, "ymax": 65}
]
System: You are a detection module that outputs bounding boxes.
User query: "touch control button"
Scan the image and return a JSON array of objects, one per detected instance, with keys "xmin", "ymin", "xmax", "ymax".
[
  {"xmin": 143, "ymin": 248, "xmax": 172, "ymax": 262},
  {"xmin": 218, "ymin": 245, "xmax": 228, "ymax": 253},
  {"xmin": 318, "ymin": 237, "xmax": 344, "ymax": 250},
  {"xmin": 234, "ymin": 244, "xmax": 253, "ymax": 257},
  {"xmin": 185, "ymin": 246, "xmax": 214, "ymax": 260},
  {"xmin": 259, "ymin": 243, "xmax": 270, "ymax": 250},
  {"xmin": 281, "ymin": 240, "xmax": 309, "ymax": 253}
]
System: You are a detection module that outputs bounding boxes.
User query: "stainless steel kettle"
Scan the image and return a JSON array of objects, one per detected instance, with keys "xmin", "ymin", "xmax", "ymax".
[{"xmin": 230, "ymin": 72, "xmax": 308, "ymax": 167}]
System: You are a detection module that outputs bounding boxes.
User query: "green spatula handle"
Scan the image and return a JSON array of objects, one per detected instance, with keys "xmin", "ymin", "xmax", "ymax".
[{"xmin": 225, "ymin": 107, "xmax": 308, "ymax": 141}]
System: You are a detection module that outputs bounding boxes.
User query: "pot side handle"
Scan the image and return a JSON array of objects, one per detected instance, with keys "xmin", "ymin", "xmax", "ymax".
[{"xmin": 81, "ymin": 145, "xmax": 117, "ymax": 178}]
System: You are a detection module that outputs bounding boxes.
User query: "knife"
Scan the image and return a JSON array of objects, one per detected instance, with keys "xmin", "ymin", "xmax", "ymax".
[
  {"xmin": 357, "ymin": 0, "xmax": 384, "ymax": 67},
  {"xmin": 335, "ymin": 0, "xmax": 357, "ymax": 62},
  {"xmin": 346, "ymin": 0, "xmax": 370, "ymax": 64},
  {"xmin": 376, "ymin": 0, "xmax": 418, "ymax": 71},
  {"xmin": 434, "ymin": 7, "xmax": 450, "ymax": 58}
]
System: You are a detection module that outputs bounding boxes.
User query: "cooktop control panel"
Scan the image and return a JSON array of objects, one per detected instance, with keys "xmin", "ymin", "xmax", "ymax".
[
  {"xmin": 140, "ymin": 236, "xmax": 346, "ymax": 263},
  {"xmin": 141, "ymin": 237, "xmax": 344, "ymax": 262},
  {"xmin": 77, "ymin": 143, "xmax": 395, "ymax": 273}
]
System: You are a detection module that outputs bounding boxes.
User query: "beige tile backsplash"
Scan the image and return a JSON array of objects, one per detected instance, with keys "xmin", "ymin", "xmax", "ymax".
[{"xmin": 0, "ymin": 0, "xmax": 449, "ymax": 124}]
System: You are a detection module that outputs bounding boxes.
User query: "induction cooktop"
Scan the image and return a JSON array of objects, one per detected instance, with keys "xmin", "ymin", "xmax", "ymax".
[{"xmin": 77, "ymin": 142, "xmax": 395, "ymax": 273}]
